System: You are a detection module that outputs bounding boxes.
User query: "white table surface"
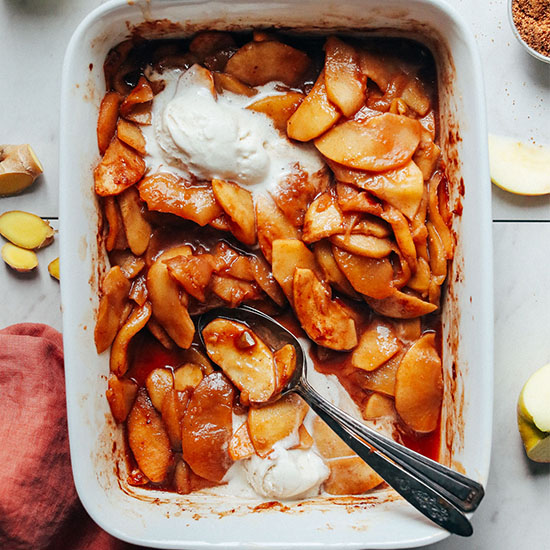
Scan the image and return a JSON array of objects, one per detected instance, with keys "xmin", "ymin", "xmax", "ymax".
[{"xmin": 1, "ymin": 0, "xmax": 549, "ymax": 548}]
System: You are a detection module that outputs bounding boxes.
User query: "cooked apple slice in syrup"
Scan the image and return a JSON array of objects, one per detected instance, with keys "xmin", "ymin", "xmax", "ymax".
[
  {"xmin": 293, "ymin": 267, "xmax": 357, "ymax": 351},
  {"xmin": 365, "ymin": 288, "xmax": 437, "ymax": 319},
  {"xmin": 248, "ymin": 394, "xmax": 308, "ymax": 457},
  {"xmin": 302, "ymin": 192, "xmax": 345, "ymax": 243},
  {"xmin": 202, "ymin": 318, "xmax": 277, "ymax": 403},
  {"xmin": 315, "ymin": 113, "xmax": 422, "ymax": 172},
  {"xmin": 247, "ymin": 92, "xmax": 305, "ymax": 132},
  {"xmin": 394, "ymin": 332, "xmax": 443, "ymax": 433},
  {"xmin": 351, "ymin": 322, "xmax": 401, "ymax": 372},
  {"xmin": 181, "ymin": 372, "xmax": 235, "ymax": 482}
]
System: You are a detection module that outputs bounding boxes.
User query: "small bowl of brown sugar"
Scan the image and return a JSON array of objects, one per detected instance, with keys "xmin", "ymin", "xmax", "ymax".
[{"xmin": 509, "ymin": 0, "xmax": 550, "ymax": 63}]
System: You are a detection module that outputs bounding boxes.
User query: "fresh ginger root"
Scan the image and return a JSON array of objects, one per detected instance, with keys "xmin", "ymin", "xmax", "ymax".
[
  {"xmin": 0, "ymin": 144, "xmax": 43, "ymax": 196},
  {"xmin": 48, "ymin": 257, "xmax": 60, "ymax": 280},
  {"xmin": 0, "ymin": 210, "xmax": 54, "ymax": 249},
  {"xmin": 1, "ymin": 242, "xmax": 38, "ymax": 272}
]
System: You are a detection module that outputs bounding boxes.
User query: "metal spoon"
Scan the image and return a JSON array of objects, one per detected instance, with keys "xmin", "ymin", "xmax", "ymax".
[{"xmin": 198, "ymin": 305, "xmax": 484, "ymax": 537}]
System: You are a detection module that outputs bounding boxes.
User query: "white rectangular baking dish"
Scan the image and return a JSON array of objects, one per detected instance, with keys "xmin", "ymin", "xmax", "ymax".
[{"xmin": 59, "ymin": 0, "xmax": 493, "ymax": 548}]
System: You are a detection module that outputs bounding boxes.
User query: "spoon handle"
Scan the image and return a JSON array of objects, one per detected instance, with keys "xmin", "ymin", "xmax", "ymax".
[
  {"xmin": 296, "ymin": 378, "xmax": 483, "ymax": 512},
  {"xmin": 296, "ymin": 380, "xmax": 474, "ymax": 537}
]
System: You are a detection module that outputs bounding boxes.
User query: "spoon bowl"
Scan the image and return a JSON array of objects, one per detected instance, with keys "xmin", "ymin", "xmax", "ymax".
[{"xmin": 198, "ymin": 305, "xmax": 484, "ymax": 537}]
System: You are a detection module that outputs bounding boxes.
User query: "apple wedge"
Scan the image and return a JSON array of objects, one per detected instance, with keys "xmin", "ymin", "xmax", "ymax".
[
  {"xmin": 212, "ymin": 178, "xmax": 256, "ymax": 245},
  {"xmin": 356, "ymin": 352, "xmax": 402, "ymax": 396},
  {"xmin": 97, "ymin": 92, "xmax": 122, "ymax": 154},
  {"xmin": 202, "ymin": 318, "xmax": 277, "ymax": 403},
  {"xmin": 145, "ymin": 367, "xmax": 173, "ymax": 412},
  {"xmin": 365, "ymin": 288, "xmax": 437, "ymax": 319},
  {"xmin": 313, "ymin": 240, "xmax": 358, "ymax": 298},
  {"xmin": 363, "ymin": 393, "xmax": 396, "ymax": 420},
  {"xmin": 324, "ymin": 456, "xmax": 383, "ymax": 495},
  {"xmin": 106, "ymin": 374, "xmax": 138, "ymax": 423},
  {"xmin": 332, "ymin": 246, "xmax": 394, "ymax": 299},
  {"xmin": 94, "ymin": 137, "xmax": 146, "ymax": 197},
  {"xmin": 489, "ymin": 133, "xmax": 550, "ymax": 195},
  {"xmin": 250, "ymin": 255, "xmax": 286, "ymax": 307},
  {"xmin": 255, "ymin": 195, "xmax": 301, "ymax": 263},
  {"xmin": 517, "ymin": 363, "xmax": 550, "ymax": 462},
  {"xmin": 174, "ymin": 363, "xmax": 204, "ymax": 391},
  {"xmin": 287, "ymin": 70, "xmax": 341, "ymax": 142},
  {"xmin": 335, "ymin": 183, "xmax": 383, "ymax": 215},
  {"xmin": 314, "ymin": 113, "xmax": 422, "ymax": 172},
  {"xmin": 247, "ymin": 92, "xmax": 304, "ymax": 132},
  {"xmin": 293, "ymin": 267, "xmax": 357, "ymax": 351},
  {"xmin": 225, "ymin": 41, "xmax": 310, "ymax": 86},
  {"xmin": 329, "ymin": 234, "xmax": 392, "ymax": 258},
  {"xmin": 165, "ymin": 253, "xmax": 215, "ymax": 302},
  {"xmin": 213, "ymin": 72, "xmax": 257, "ymax": 97},
  {"xmin": 302, "ymin": 192, "xmax": 345, "ymax": 243},
  {"xmin": 229, "ymin": 421, "xmax": 256, "ymax": 461},
  {"xmin": 351, "ymin": 323, "xmax": 401, "ymax": 372},
  {"xmin": 181, "ymin": 372, "xmax": 234, "ymax": 482},
  {"xmin": 127, "ymin": 388, "xmax": 173, "ymax": 483},
  {"xmin": 273, "ymin": 344, "xmax": 297, "ymax": 394},
  {"xmin": 394, "ymin": 333, "xmax": 443, "ymax": 433},
  {"xmin": 271, "ymin": 239, "xmax": 320, "ymax": 302},
  {"xmin": 247, "ymin": 394, "xmax": 308, "ymax": 457},
  {"xmin": 138, "ymin": 172, "xmax": 223, "ymax": 226},
  {"xmin": 324, "ymin": 36, "xmax": 366, "ymax": 117}
]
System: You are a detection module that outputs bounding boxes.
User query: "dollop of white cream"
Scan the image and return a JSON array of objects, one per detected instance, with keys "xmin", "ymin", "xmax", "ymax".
[
  {"xmin": 146, "ymin": 65, "xmax": 324, "ymax": 196},
  {"xmin": 244, "ymin": 448, "xmax": 329, "ymax": 500}
]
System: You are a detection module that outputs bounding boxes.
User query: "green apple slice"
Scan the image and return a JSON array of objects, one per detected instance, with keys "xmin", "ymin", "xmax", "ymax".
[
  {"xmin": 517, "ymin": 363, "xmax": 550, "ymax": 463},
  {"xmin": 489, "ymin": 134, "xmax": 550, "ymax": 195}
]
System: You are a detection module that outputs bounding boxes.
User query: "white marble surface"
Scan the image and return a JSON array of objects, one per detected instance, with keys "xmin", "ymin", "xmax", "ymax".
[{"xmin": 0, "ymin": 0, "xmax": 549, "ymax": 548}]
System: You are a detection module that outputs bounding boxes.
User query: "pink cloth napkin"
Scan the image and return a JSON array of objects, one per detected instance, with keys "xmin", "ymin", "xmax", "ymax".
[{"xmin": 0, "ymin": 324, "xmax": 141, "ymax": 550}]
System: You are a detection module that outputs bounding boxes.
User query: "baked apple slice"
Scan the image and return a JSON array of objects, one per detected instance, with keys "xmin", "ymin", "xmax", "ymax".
[
  {"xmin": 351, "ymin": 322, "xmax": 401, "ymax": 372},
  {"xmin": 247, "ymin": 92, "xmax": 304, "ymax": 132},
  {"xmin": 302, "ymin": 192, "xmax": 345, "ymax": 243},
  {"xmin": 145, "ymin": 367, "xmax": 173, "ymax": 411},
  {"xmin": 324, "ymin": 36, "xmax": 366, "ymax": 117},
  {"xmin": 117, "ymin": 119, "xmax": 147, "ymax": 156},
  {"xmin": 229, "ymin": 421, "xmax": 256, "ymax": 461},
  {"xmin": 106, "ymin": 374, "xmax": 138, "ymax": 423},
  {"xmin": 213, "ymin": 72, "xmax": 257, "ymax": 97},
  {"xmin": 212, "ymin": 179, "xmax": 256, "ymax": 245},
  {"xmin": 271, "ymin": 239, "xmax": 320, "ymax": 302},
  {"xmin": 395, "ymin": 333, "xmax": 443, "ymax": 433},
  {"xmin": 146, "ymin": 258, "xmax": 195, "ymax": 348},
  {"xmin": 293, "ymin": 267, "xmax": 357, "ymax": 351},
  {"xmin": 314, "ymin": 113, "xmax": 422, "ymax": 172},
  {"xmin": 313, "ymin": 240, "xmax": 359, "ymax": 298},
  {"xmin": 202, "ymin": 318, "xmax": 277, "ymax": 403},
  {"xmin": 287, "ymin": 69, "xmax": 341, "ymax": 142},
  {"xmin": 332, "ymin": 246, "xmax": 394, "ymax": 299},
  {"xmin": 273, "ymin": 343, "xmax": 297, "ymax": 394},
  {"xmin": 247, "ymin": 394, "xmax": 308, "ymax": 457},
  {"xmin": 181, "ymin": 372, "xmax": 234, "ymax": 482},
  {"xmin": 127, "ymin": 388, "xmax": 173, "ymax": 483},
  {"xmin": 364, "ymin": 288, "xmax": 437, "ymax": 319},
  {"xmin": 165, "ymin": 253, "xmax": 215, "ymax": 302},
  {"xmin": 117, "ymin": 186, "xmax": 151, "ymax": 256},
  {"xmin": 225, "ymin": 40, "xmax": 310, "ymax": 86},
  {"xmin": 94, "ymin": 137, "xmax": 146, "ymax": 196},
  {"xmin": 97, "ymin": 91, "xmax": 122, "ymax": 155},
  {"xmin": 329, "ymin": 234, "xmax": 392, "ymax": 258},
  {"xmin": 364, "ymin": 393, "xmax": 396, "ymax": 420},
  {"xmin": 138, "ymin": 172, "xmax": 223, "ymax": 226},
  {"xmin": 255, "ymin": 195, "xmax": 301, "ymax": 263},
  {"xmin": 250, "ymin": 255, "xmax": 286, "ymax": 307},
  {"xmin": 174, "ymin": 363, "xmax": 204, "ymax": 391},
  {"xmin": 324, "ymin": 456, "xmax": 383, "ymax": 495}
]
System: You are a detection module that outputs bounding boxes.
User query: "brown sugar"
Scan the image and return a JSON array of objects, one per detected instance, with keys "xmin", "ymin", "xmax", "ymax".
[{"xmin": 512, "ymin": 0, "xmax": 550, "ymax": 57}]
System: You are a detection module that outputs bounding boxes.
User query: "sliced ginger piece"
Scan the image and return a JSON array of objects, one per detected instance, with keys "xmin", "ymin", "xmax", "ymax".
[
  {"xmin": 0, "ymin": 210, "xmax": 54, "ymax": 249},
  {"xmin": 202, "ymin": 318, "xmax": 277, "ymax": 403},
  {"xmin": 229, "ymin": 421, "xmax": 256, "ymax": 461},
  {"xmin": 247, "ymin": 394, "xmax": 308, "ymax": 457},
  {"xmin": 1, "ymin": 243, "xmax": 38, "ymax": 272},
  {"xmin": 315, "ymin": 113, "xmax": 422, "ymax": 172},
  {"xmin": 106, "ymin": 373, "xmax": 138, "ymax": 423},
  {"xmin": 352, "ymin": 322, "xmax": 401, "ymax": 372},
  {"xmin": 225, "ymin": 40, "xmax": 310, "ymax": 87},
  {"xmin": 48, "ymin": 257, "xmax": 60, "ymax": 280},
  {"xmin": 0, "ymin": 144, "xmax": 43, "ymax": 196},
  {"xmin": 247, "ymin": 92, "xmax": 304, "ymax": 132},
  {"xmin": 293, "ymin": 267, "xmax": 357, "ymax": 351},
  {"xmin": 127, "ymin": 388, "xmax": 173, "ymax": 483},
  {"xmin": 395, "ymin": 332, "xmax": 443, "ymax": 433},
  {"xmin": 287, "ymin": 69, "xmax": 340, "ymax": 142},
  {"xmin": 324, "ymin": 36, "xmax": 366, "ymax": 117}
]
